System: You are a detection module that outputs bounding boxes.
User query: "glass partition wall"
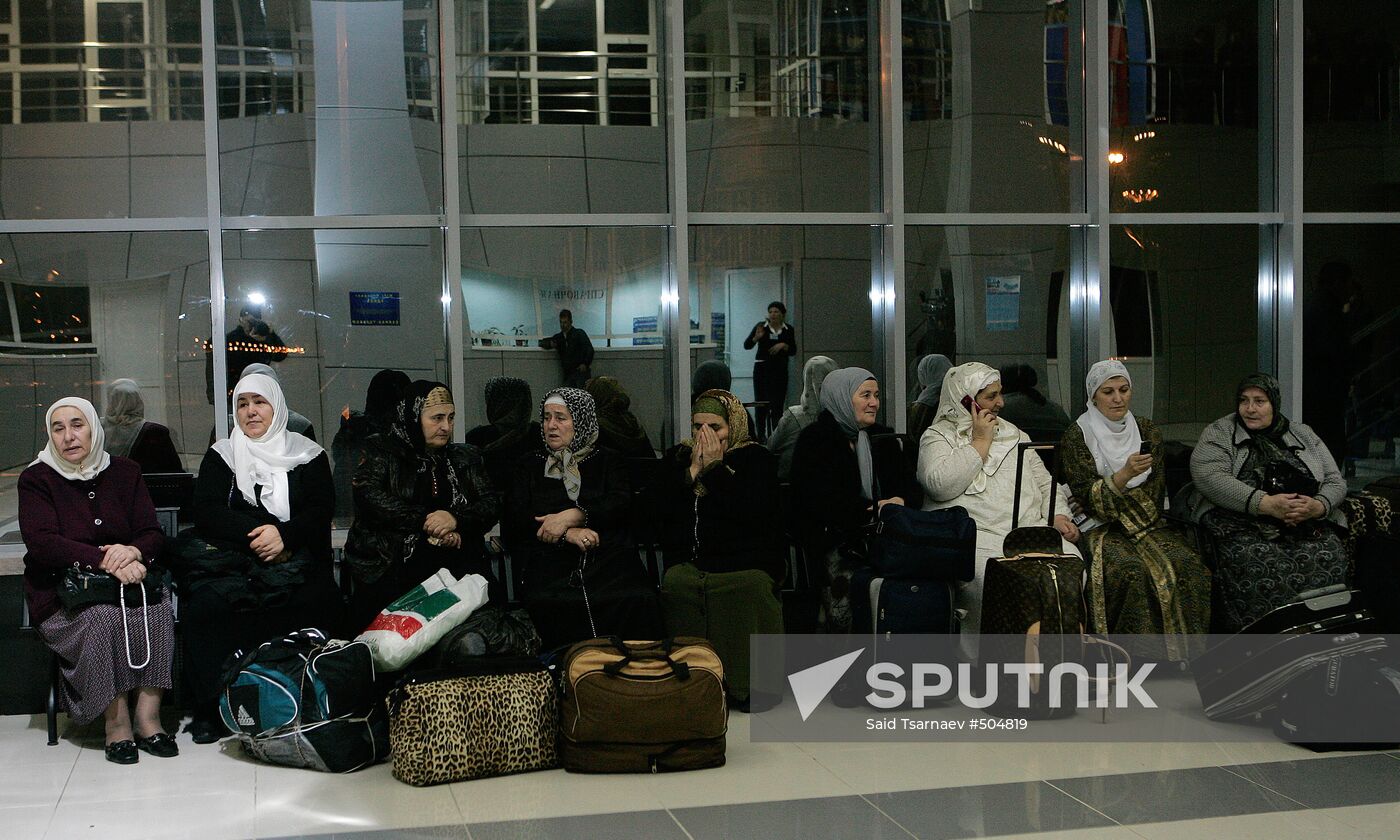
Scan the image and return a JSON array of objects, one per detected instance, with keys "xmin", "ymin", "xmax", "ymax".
[{"xmin": 1, "ymin": 0, "xmax": 1395, "ymax": 528}]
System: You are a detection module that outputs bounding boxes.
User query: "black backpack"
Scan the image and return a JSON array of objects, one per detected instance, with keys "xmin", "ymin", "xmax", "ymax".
[{"xmin": 220, "ymin": 628, "xmax": 389, "ymax": 772}]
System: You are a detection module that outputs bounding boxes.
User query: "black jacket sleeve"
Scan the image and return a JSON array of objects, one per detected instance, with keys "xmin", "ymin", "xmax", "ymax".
[
  {"xmin": 352, "ymin": 442, "xmax": 429, "ymax": 532},
  {"xmin": 277, "ymin": 453, "xmax": 333, "ymax": 554},
  {"xmin": 448, "ymin": 446, "xmax": 502, "ymax": 537},
  {"xmin": 193, "ymin": 450, "xmax": 268, "ymax": 544},
  {"xmin": 579, "ymin": 452, "xmax": 631, "ymax": 530}
]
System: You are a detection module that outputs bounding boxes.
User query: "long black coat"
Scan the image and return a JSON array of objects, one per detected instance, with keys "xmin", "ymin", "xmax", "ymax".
[
  {"xmin": 789, "ymin": 411, "xmax": 916, "ymax": 557},
  {"xmin": 660, "ymin": 442, "xmax": 786, "ymax": 583}
]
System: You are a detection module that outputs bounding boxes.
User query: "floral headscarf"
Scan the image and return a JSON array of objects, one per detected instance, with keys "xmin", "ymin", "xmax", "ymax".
[
  {"xmin": 540, "ymin": 387, "xmax": 599, "ymax": 501},
  {"xmin": 683, "ymin": 388, "xmax": 757, "ymax": 497}
]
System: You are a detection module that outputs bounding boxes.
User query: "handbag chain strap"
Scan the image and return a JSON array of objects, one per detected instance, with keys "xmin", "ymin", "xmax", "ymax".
[
  {"xmin": 119, "ymin": 580, "xmax": 153, "ymax": 670},
  {"xmin": 577, "ymin": 551, "xmax": 598, "ymax": 638}
]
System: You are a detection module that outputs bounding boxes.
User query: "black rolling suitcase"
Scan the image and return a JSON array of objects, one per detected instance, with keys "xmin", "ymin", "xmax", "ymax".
[
  {"xmin": 850, "ymin": 570, "xmax": 958, "ymax": 637},
  {"xmin": 1192, "ymin": 584, "xmax": 1387, "ymax": 721}
]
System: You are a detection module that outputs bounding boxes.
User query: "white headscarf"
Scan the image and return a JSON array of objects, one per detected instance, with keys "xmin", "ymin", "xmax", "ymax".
[
  {"xmin": 211, "ymin": 373, "xmax": 323, "ymax": 521},
  {"xmin": 926, "ymin": 362, "xmax": 1022, "ymax": 495},
  {"xmin": 1076, "ymin": 360, "xmax": 1149, "ymax": 490},
  {"xmin": 33, "ymin": 397, "xmax": 112, "ymax": 481}
]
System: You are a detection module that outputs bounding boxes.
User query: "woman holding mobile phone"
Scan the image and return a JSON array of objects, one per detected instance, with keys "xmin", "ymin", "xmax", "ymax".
[{"xmin": 1059, "ymin": 360, "xmax": 1211, "ymax": 659}]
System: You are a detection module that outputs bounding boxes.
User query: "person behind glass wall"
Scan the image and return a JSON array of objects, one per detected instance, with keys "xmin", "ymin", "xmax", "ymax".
[
  {"xmin": 181, "ymin": 373, "xmax": 343, "ymax": 743},
  {"xmin": 997, "ymin": 363, "xmax": 1071, "ymax": 462},
  {"xmin": 1302, "ymin": 261, "xmax": 1359, "ymax": 470},
  {"xmin": 19, "ymin": 398, "xmax": 178, "ymax": 764},
  {"xmin": 907, "ymin": 354, "xmax": 953, "ymax": 443},
  {"xmin": 1186, "ymin": 373, "xmax": 1349, "ymax": 631},
  {"xmin": 503, "ymin": 388, "xmax": 661, "ymax": 649},
  {"xmin": 332, "ymin": 369, "xmax": 411, "ymax": 520},
  {"xmin": 1060, "ymin": 361, "xmax": 1211, "ymax": 660},
  {"xmin": 791, "ymin": 368, "xmax": 915, "ymax": 633},
  {"xmin": 101, "ymin": 378, "xmax": 182, "ymax": 474},
  {"xmin": 539, "ymin": 309, "xmax": 595, "ymax": 388},
  {"xmin": 586, "ymin": 375, "xmax": 656, "ymax": 458},
  {"xmin": 918, "ymin": 362, "xmax": 1080, "ymax": 659},
  {"xmin": 464, "ymin": 376, "xmax": 541, "ymax": 491},
  {"xmin": 768, "ymin": 355, "xmax": 838, "ymax": 481},
  {"xmin": 742, "ymin": 302, "xmax": 797, "ymax": 437},
  {"xmin": 205, "ymin": 304, "xmax": 290, "ymax": 408},
  {"xmin": 345, "ymin": 381, "xmax": 502, "ymax": 629},
  {"xmin": 241, "ymin": 363, "xmax": 316, "ymax": 441},
  {"xmin": 661, "ymin": 389, "xmax": 785, "ymax": 710},
  {"xmin": 692, "ymin": 359, "xmax": 733, "ymax": 402}
]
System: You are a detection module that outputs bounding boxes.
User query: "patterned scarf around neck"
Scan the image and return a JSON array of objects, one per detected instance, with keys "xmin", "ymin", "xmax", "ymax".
[{"xmin": 541, "ymin": 387, "xmax": 599, "ymax": 502}]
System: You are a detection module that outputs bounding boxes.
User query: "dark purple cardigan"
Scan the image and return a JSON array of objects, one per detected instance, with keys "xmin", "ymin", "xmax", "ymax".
[{"xmin": 18, "ymin": 457, "xmax": 164, "ymax": 625}]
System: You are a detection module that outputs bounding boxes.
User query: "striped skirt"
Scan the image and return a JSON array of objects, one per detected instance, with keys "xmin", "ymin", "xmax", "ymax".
[{"xmin": 38, "ymin": 592, "xmax": 175, "ymax": 725}]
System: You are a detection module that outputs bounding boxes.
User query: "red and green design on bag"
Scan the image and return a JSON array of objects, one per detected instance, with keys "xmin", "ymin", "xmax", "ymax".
[{"xmin": 356, "ymin": 569, "xmax": 491, "ymax": 671}]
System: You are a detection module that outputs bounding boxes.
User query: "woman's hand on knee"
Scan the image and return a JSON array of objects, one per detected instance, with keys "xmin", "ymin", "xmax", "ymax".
[
  {"xmin": 247, "ymin": 524, "xmax": 285, "ymax": 561},
  {"xmin": 98, "ymin": 544, "xmax": 142, "ymax": 572}
]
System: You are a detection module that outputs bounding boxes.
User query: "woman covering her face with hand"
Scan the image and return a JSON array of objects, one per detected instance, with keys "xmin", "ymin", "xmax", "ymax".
[
  {"xmin": 503, "ymin": 387, "xmax": 662, "ymax": 648},
  {"xmin": 790, "ymin": 367, "xmax": 917, "ymax": 633},
  {"xmin": 19, "ymin": 397, "xmax": 177, "ymax": 764},
  {"xmin": 1187, "ymin": 373, "xmax": 1348, "ymax": 631},
  {"xmin": 660, "ymin": 389, "xmax": 785, "ymax": 710},
  {"xmin": 1059, "ymin": 360, "xmax": 1211, "ymax": 659},
  {"xmin": 181, "ymin": 372, "xmax": 343, "ymax": 744},
  {"xmin": 345, "ymin": 380, "xmax": 502, "ymax": 628}
]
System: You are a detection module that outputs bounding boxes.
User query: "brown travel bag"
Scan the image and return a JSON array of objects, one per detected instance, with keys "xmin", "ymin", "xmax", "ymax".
[{"xmin": 559, "ymin": 637, "xmax": 727, "ymax": 773}]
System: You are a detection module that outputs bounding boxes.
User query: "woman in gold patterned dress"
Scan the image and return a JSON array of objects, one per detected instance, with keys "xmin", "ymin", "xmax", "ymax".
[{"xmin": 1060, "ymin": 360, "xmax": 1211, "ymax": 660}]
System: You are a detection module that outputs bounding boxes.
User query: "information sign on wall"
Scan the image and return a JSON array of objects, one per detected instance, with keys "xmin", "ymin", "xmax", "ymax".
[
  {"xmin": 985, "ymin": 276, "xmax": 1021, "ymax": 332},
  {"xmin": 349, "ymin": 291, "xmax": 401, "ymax": 326}
]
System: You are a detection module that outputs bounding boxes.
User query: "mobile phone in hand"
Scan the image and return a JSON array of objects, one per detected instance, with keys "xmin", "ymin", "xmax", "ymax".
[
  {"xmin": 1138, "ymin": 441, "xmax": 1152, "ymax": 456},
  {"xmin": 961, "ymin": 394, "xmax": 977, "ymax": 414}
]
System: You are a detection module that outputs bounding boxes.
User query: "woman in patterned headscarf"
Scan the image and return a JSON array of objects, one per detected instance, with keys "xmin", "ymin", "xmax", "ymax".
[
  {"xmin": 1060, "ymin": 360, "xmax": 1211, "ymax": 659},
  {"xmin": 1188, "ymin": 373, "xmax": 1348, "ymax": 630},
  {"xmin": 344, "ymin": 380, "xmax": 502, "ymax": 629},
  {"xmin": 503, "ymin": 387, "xmax": 661, "ymax": 648},
  {"xmin": 660, "ymin": 389, "xmax": 785, "ymax": 710}
]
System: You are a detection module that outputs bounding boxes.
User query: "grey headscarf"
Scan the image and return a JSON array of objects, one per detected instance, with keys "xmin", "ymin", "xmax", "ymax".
[
  {"xmin": 913, "ymin": 354, "xmax": 953, "ymax": 409},
  {"xmin": 101, "ymin": 378, "xmax": 146, "ymax": 458},
  {"xmin": 820, "ymin": 367, "xmax": 877, "ymax": 501},
  {"xmin": 792, "ymin": 355, "xmax": 838, "ymax": 423}
]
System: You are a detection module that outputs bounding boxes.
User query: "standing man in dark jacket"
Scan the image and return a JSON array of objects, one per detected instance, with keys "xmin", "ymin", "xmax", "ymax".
[
  {"xmin": 539, "ymin": 309, "xmax": 595, "ymax": 388},
  {"xmin": 205, "ymin": 305, "xmax": 291, "ymax": 406}
]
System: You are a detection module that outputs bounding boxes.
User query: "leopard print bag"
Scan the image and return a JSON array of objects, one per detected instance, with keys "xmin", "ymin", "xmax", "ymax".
[{"xmin": 388, "ymin": 658, "xmax": 559, "ymax": 786}]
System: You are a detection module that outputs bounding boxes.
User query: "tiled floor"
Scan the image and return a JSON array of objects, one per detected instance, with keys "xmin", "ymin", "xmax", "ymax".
[{"xmin": 3, "ymin": 711, "xmax": 1399, "ymax": 839}]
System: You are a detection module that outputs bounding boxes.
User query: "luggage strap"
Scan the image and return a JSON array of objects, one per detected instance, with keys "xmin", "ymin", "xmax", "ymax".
[{"xmin": 601, "ymin": 637, "xmax": 691, "ymax": 681}]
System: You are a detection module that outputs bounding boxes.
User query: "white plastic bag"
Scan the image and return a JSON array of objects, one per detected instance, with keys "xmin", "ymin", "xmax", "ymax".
[{"xmin": 355, "ymin": 569, "xmax": 489, "ymax": 671}]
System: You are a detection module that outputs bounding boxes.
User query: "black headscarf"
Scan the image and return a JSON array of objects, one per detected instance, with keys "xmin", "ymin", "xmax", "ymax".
[
  {"xmin": 390, "ymin": 380, "xmax": 468, "ymax": 511},
  {"xmin": 1234, "ymin": 372, "xmax": 1290, "ymax": 440},
  {"xmin": 999, "ymin": 363, "xmax": 1046, "ymax": 406},
  {"xmin": 482, "ymin": 376, "xmax": 534, "ymax": 455},
  {"xmin": 1233, "ymin": 372, "xmax": 1308, "ymax": 493},
  {"xmin": 691, "ymin": 360, "xmax": 733, "ymax": 402},
  {"xmin": 365, "ymin": 369, "xmax": 411, "ymax": 428}
]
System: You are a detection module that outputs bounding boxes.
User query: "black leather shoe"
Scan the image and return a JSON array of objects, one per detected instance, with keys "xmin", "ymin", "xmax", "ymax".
[
  {"xmin": 184, "ymin": 715, "xmax": 225, "ymax": 745},
  {"xmin": 136, "ymin": 731, "xmax": 180, "ymax": 758},
  {"xmin": 105, "ymin": 739, "xmax": 139, "ymax": 765}
]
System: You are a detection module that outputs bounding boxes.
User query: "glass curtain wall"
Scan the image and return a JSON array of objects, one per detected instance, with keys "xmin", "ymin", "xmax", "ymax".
[{"xmin": 1, "ymin": 0, "xmax": 1395, "ymax": 534}]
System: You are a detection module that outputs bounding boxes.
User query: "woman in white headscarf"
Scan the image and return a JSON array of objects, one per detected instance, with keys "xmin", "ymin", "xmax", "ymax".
[
  {"xmin": 19, "ymin": 397, "xmax": 178, "ymax": 764},
  {"xmin": 918, "ymin": 362, "xmax": 1080, "ymax": 657},
  {"xmin": 767, "ymin": 354, "xmax": 838, "ymax": 480},
  {"xmin": 101, "ymin": 379, "xmax": 182, "ymax": 473},
  {"xmin": 1059, "ymin": 361, "xmax": 1210, "ymax": 659},
  {"xmin": 182, "ymin": 372, "xmax": 343, "ymax": 744}
]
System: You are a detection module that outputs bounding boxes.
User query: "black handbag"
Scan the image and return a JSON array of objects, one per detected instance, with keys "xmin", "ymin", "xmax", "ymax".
[
  {"xmin": 57, "ymin": 564, "xmax": 167, "ymax": 611},
  {"xmin": 1261, "ymin": 459, "xmax": 1320, "ymax": 497}
]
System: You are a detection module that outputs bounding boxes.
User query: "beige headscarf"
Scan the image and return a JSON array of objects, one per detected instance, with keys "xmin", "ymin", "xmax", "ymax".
[
  {"xmin": 925, "ymin": 362, "xmax": 1022, "ymax": 495},
  {"xmin": 33, "ymin": 397, "xmax": 112, "ymax": 481}
]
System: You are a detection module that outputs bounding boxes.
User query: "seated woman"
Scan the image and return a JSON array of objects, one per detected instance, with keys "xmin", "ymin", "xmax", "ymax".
[
  {"xmin": 241, "ymin": 363, "xmax": 316, "ymax": 441},
  {"xmin": 20, "ymin": 397, "xmax": 177, "ymax": 764},
  {"xmin": 660, "ymin": 389, "xmax": 784, "ymax": 709},
  {"xmin": 1187, "ymin": 373, "xmax": 1348, "ymax": 631},
  {"xmin": 998, "ymin": 363, "xmax": 1072, "ymax": 465},
  {"xmin": 464, "ymin": 376, "xmax": 540, "ymax": 491},
  {"xmin": 345, "ymin": 381, "xmax": 501, "ymax": 629},
  {"xmin": 1060, "ymin": 361, "xmax": 1211, "ymax": 659},
  {"xmin": 333, "ymin": 368, "xmax": 410, "ymax": 520},
  {"xmin": 791, "ymin": 368, "xmax": 916, "ymax": 633},
  {"xmin": 586, "ymin": 375, "xmax": 656, "ymax": 458},
  {"xmin": 918, "ymin": 362, "xmax": 1080, "ymax": 658},
  {"xmin": 182, "ymin": 372, "xmax": 343, "ymax": 743},
  {"xmin": 907, "ymin": 354, "xmax": 952, "ymax": 443},
  {"xmin": 767, "ymin": 355, "xmax": 837, "ymax": 481},
  {"xmin": 504, "ymin": 388, "xmax": 661, "ymax": 649},
  {"xmin": 100, "ymin": 379, "xmax": 182, "ymax": 474}
]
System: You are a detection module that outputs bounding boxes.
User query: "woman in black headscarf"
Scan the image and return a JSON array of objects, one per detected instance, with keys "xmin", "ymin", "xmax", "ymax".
[
  {"xmin": 585, "ymin": 375, "xmax": 655, "ymax": 458},
  {"xmin": 465, "ymin": 376, "xmax": 541, "ymax": 489},
  {"xmin": 332, "ymin": 369, "xmax": 411, "ymax": 520},
  {"xmin": 503, "ymin": 387, "xmax": 661, "ymax": 648},
  {"xmin": 1188, "ymin": 373, "xmax": 1349, "ymax": 630},
  {"xmin": 344, "ymin": 380, "xmax": 502, "ymax": 629}
]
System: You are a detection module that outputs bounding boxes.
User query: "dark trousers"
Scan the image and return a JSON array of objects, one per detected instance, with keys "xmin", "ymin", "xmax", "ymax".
[
  {"xmin": 752, "ymin": 360, "xmax": 788, "ymax": 440},
  {"xmin": 181, "ymin": 573, "xmax": 345, "ymax": 705}
]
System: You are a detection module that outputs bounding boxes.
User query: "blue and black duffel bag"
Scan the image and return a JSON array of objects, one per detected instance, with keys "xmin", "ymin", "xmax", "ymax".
[
  {"xmin": 219, "ymin": 627, "xmax": 389, "ymax": 772},
  {"xmin": 869, "ymin": 503, "xmax": 976, "ymax": 581}
]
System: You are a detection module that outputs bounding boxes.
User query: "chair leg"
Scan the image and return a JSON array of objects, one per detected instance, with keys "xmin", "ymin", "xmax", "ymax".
[{"xmin": 47, "ymin": 655, "xmax": 59, "ymax": 746}]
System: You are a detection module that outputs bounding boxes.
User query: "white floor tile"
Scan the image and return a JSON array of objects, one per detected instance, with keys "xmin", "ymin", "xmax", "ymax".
[
  {"xmin": 1314, "ymin": 803, "xmax": 1400, "ymax": 839},
  {"xmin": 1126, "ymin": 809, "xmax": 1358, "ymax": 840},
  {"xmin": 646, "ymin": 745, "xmax": 855, "ymax": 809},
  {"xmin": 254, "ymin": 762, "xmax": 463, "ymax": 837},
  {"xmin": 0, "ymin": 805, "xmax": 57, "ymax": 840},
  {"xmin": 451, "ymin": 769, "xmax": 666, "ymax": 823},
  {"xmin": 59, "ymin": 738, "xmax": 255, "ymax": 805},
  {"xmin": 45, "ymin": 789, "xmax": 257, "ymax": 840},
  {"xmin": 0, "ymin": 762, "xmax": 73, "ymax": 808},
  {"xmin": 962, "ymin": 828, "xmax": 1143, "ymax": 840}
]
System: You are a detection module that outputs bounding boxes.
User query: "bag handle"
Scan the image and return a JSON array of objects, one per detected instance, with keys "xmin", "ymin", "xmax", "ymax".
[
  {"xmin": 1011, "ymin": 441, "xmax": 1060, "ymax": 529},
  {"xmin": 119, "ymin": 580, "xmax": 153, "ymax": 670},
  {"xmin": 600, "ymin": 637, "xmax": 691, "ymax": 681}
]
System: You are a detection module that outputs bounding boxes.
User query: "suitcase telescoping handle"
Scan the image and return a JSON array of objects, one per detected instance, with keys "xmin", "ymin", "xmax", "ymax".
[
  {"xmin": 1010, "ymin": 441, "xmax": 1060, "ymax": 530},
  {"xmin": 600, "ymin": 637, "xmax": 692, "ymax": 681}
]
